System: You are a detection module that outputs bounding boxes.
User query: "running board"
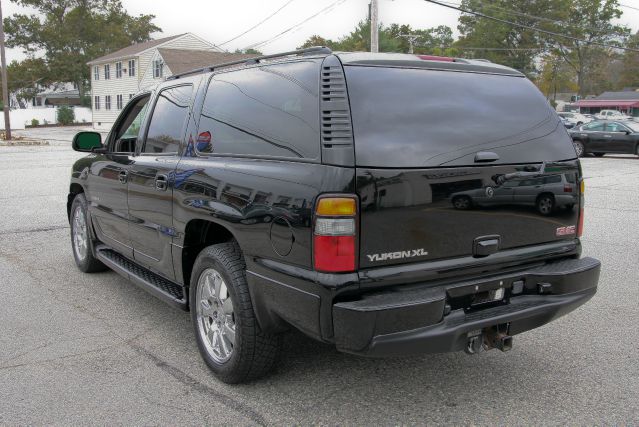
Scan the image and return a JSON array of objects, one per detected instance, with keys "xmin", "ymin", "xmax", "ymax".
[{"xmin": 95, "ymin": 246, "xmax": 187, "ymax": 310}]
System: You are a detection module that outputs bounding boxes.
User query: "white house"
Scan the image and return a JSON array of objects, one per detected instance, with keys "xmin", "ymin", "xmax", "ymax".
[{"xmin": 88, "ymin": 33, "xmax": 234, "ymax": 130}]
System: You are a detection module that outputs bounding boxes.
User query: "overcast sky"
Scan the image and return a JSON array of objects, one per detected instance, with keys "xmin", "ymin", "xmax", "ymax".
[{"xmin": 3, "ymin": 0, "xmax": 639, "ymax": 61}]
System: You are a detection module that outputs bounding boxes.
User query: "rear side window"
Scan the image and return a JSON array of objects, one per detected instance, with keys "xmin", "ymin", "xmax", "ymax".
[
  {"xmin": 196, "ymin": 60, "xmax": 320, "ymax": 160},
  {"xmin": 143, "ymin": 85, "xmax": 193, "ymax": 154},
  {"xmin": 345, "ymin": 66, "xmax": 576, "ymax": 167}
]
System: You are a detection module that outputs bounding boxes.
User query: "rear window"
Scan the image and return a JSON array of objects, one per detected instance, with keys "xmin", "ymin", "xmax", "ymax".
[{"xmin": 345, "ymin": 66, "xmax": 576, "ymax": 167}]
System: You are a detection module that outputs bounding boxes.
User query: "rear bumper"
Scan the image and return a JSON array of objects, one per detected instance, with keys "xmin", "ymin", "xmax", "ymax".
[{"xmin": 332, "ymin": 257, "xmax": 600, "ymax": 356}]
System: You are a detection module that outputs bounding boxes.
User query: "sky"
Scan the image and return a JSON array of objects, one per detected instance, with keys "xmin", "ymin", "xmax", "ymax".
[{"xmin": 3, "ymin": 0, "xmax": 639, "ymax": 62}]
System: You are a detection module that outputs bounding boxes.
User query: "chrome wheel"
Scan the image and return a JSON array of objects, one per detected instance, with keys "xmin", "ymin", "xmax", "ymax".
[
  {"xmin": 72, "ymin": 206, "xmax": 88, "ymax": 261},
  {"xmin": 573, "ymin": 141, "xmax": 584, "ymax": 157},
  {"xmin": 196, "ymin": 268, "xmax": 236, "ymax": 363}
]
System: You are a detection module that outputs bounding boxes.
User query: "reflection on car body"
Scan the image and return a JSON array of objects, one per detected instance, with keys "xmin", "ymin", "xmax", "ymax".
[{"xmin": 450, "ymin": 173, "xmax": 577, "ymax": 216}]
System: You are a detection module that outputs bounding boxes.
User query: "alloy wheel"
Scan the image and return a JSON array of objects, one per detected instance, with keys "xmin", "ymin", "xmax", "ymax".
[
  {"xmin": 72, "ymin": 206, "xmax": 88, "ymax": 261},
  {"xmin": 196, "ymin": 268, "xmax": 236, "ymax": 363}
]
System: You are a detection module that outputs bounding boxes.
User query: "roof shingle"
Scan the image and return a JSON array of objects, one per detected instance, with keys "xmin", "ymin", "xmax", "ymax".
[
  {"xmin": 87, "ymin": 34, "xmax": 185, "ymax": 64},
  {"xmin": 158, "ymin": 48, "xmax": 259, "ymax": 75}
]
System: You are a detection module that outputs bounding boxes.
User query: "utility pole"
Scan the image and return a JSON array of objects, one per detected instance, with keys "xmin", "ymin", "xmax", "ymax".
[
  {"xmin": 0, "ymin": 0, "xmax": 11, "ymax": 140},
  {"xmin": 370, "ymin": 0, "xmax": 378, "ymax": 53},
  {"xmin": 399, "ymin": 34, "xmax": 421, "ymax": 54}
]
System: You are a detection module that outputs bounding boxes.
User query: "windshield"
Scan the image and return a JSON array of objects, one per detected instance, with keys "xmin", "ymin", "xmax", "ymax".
[{"xmin": 345, "ymin": 66, "xmax": 577, "ymax": 167}]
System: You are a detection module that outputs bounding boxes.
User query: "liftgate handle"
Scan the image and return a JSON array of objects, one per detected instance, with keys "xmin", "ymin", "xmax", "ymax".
[{"xmin": 155, "ymin": 174, "xmax": 169, "ymax": 191}]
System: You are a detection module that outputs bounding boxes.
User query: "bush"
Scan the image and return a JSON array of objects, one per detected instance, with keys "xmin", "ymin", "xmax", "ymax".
[
  {"xmin": 31, "ymin": 118, "xmax": 39, "ymax": 127},
  {"xmin": 57, "ymin": 106, "xmax": 75, "ymax": 125}
]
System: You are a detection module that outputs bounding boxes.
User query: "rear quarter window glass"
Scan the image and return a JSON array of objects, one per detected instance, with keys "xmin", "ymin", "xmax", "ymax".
[
  {"xmin": 345, "ymin": 66, "xmax": 576, "ymax": 167},
  {"xmin": 196, "ymin": 60, "xmax": 321, "ymax": 160}
]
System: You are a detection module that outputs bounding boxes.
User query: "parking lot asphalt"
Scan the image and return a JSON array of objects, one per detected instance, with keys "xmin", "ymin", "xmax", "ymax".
[{"xmin": 0, "ymin": 143, "xmax": 637, "ymax": 425}]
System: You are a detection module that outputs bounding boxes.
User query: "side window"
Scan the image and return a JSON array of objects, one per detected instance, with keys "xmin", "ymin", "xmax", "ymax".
[
  {"xmin": 584, "ymin": 122, "xmax": 605, "ymax": 131},
  {"xmin": 142, "ymin": 85, "xmax": 193, "ymax": 154},
  {"xmin": 606, "ymin": 122, "xmax": 628, "ymax": 133},
  {"xmin": 196, "ymin": 60, "xmax": 321, "ymax": 160},
  {"xmin": 544, "ymin": 175, "xmax": 562, "ymax": 184},
  {"xmin": 110, "ymin": 95, "xmax": 151, "ymax": 153}
]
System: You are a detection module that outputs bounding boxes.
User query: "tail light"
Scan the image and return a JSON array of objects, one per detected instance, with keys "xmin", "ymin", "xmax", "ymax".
[
  {"xmin": 313, "ymin": 195, "xmax": 358, "ymax": 273},
  {"xmin": 563, "ymin": 184, "xmax": 573, "ymax": 193},
  {"xmin": 577, "ymin": 179, "xmax": 585, "ymax": 237}
]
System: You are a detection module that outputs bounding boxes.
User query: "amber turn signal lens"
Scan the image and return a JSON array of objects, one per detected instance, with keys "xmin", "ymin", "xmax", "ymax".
[
  {"xmin": 580, "ymin": 180, "xmax": 585, "ymax": 194},
  {"xmin": 316, "ymin": 197, "xmax": 356, "ymax": 216}
]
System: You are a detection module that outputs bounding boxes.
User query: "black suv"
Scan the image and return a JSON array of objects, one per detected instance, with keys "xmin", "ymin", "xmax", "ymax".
[{"xmin": 68, "ymin": 47, "xmax": 600, "ymax": 383}]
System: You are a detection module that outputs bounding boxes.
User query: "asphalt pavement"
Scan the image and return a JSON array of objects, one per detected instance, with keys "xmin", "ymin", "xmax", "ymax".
[{"xmin": 0, "ymin": 137, "xmax": 637, "ymax": 425}]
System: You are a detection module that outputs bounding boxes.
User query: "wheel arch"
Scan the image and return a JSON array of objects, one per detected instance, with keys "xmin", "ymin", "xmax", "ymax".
[
  {"xmin": 67, "ymin": 183, "xmax": 85, "ymax": 221},
  {"xmin": 181, "ymin": 219, "xmax": 236, "ymax": 292}
]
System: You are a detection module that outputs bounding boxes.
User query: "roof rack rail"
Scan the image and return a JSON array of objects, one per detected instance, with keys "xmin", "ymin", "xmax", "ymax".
[{"xmin": 167, "ymin": 46, "xmax": 332, "ymax": 80}]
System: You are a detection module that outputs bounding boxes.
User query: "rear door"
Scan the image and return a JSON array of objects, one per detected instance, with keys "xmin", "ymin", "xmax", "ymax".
[
  {"xmin": 127, "ymin": 84, "xmax": 194, "ymax": 280},
  {"xmin": 604, "ymin": 122, "xmax": 634, "ymax": 153},
  {"xmin": 345, "ymin": 65, "xmax": 581, "ymax": 268}
]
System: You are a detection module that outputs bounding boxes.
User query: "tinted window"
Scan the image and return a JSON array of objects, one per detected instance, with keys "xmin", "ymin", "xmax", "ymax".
[
  {"xmin": 584, "ymin": 122, "xmax": 605, "ymax": 131},
  {"xmin": 143, "ymin": 85, "xmax": 192, "ymax": 154},
  {"xmin": 606, "ymin": 122, "xmax": 628, "ymax": 133},
  {"xmin": 545, "ymin": 175, "xmax": 562, "ymax": 184},
  {"xmin": 345, "ymin": 66, "xmax": 576, "ymax": 167},
  {"xmin": 196, "ymin": 60, "xmax": 320, "ymax": 159}
]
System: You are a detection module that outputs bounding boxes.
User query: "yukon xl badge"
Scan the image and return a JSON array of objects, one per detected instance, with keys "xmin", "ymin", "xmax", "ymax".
[{"xmin": 367, "ymin": 248, "xmax": 428, "ymax": 262}]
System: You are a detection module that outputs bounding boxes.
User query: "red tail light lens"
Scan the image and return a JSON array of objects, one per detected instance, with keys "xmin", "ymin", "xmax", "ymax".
[
  {"xmin": 313, "ymin": 196, "xmax": 357, "ymax": 273},
  {"xmin": 563, "ymin": 184, "xmax": 573, "ymax": 193}
]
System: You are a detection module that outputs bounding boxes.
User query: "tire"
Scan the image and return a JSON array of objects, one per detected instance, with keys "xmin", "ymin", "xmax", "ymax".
[
  {"xmin": 452, "ymin": 195, "xmax": 472, "ymax": 210},
  {"xmin": 190, "ymin": 241, "xmax": 280, "ymax": 384},
  {"xmin": 593, "ymin": 153, "xmax": 605, "ymax": 157},
  {"xmin": 536, "ymin": 194, "xmax": 555, "ymax": 216},
  {"xmin": 573, "ymin": 140, "xmax": 585, "ymax": 157},
  {"xmin": 636, "ymin": 145, "xmax": 639, "ymax": 157},
  {"xmin": 70, "ymin": 193, "xmax": 107, "ymax": 273}
]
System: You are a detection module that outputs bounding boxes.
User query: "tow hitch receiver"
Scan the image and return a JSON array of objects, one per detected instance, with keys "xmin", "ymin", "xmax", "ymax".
[{"xmin": 465, "ymin": 324, "xmax": 513, "ymax": 354}]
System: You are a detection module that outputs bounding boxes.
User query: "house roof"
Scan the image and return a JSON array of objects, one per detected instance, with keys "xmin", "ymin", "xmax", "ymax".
[
  {"xmin": 158, "ymin": 48, "xmax": 259, "ymax": 75},
  {"xmin": 88, "ymin": 34, "xmax": 186, "ymax": 65},
  {"xmin": 593, "ymin": 91, "xmax": 639, "ymax": 101}
]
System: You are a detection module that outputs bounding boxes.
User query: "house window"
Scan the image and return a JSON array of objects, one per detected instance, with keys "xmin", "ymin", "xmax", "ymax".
[
  {"xmin": 104, "ymin": 64, "xmax": 110, "ymax": 80},
  {"xmin": 153, "ymin": 59, "xmax": 163, "ymax": 78},
  {"xmin": 116, "ymin": 94, "xmax": 123, "ymax": 110},
  {"xmin": 115, "ymin": 62, "xmax": 122, "ymax": 78},
  {"xmin": 128, "ymin": 59, "xmax": 136, "ymax": 77},
  {"xmin": 93, "ymin": 66, "xmax": 99, "ymax": 81},
  {"xmin": 94, "ymin": 96, "xmax": 100, "ymax": 110},
  {"xmin": 105, "ymin": 95, "xmax": 111, "ymax": 110}
]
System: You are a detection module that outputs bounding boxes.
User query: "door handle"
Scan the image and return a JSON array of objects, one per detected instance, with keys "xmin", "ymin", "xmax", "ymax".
[
  {"xmin": 118, "ymin": 170, "xmax": 128, "ymax": 184},
  {"xmin": 155, "ymin": 174, "xmax": 169, "ymax": 191}
]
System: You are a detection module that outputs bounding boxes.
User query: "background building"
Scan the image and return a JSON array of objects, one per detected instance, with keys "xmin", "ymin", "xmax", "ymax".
[
  {"xmin": 574, "ymin": 90, "xmax": 639, "ymax": 117},
  {"xmin": 87, "ymin": 33, "xmax": 245, "ymax": 130}
]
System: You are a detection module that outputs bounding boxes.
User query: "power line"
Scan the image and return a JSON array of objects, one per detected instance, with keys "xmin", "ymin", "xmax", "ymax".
[
  {"xmin": 423, "ymin": 0, "xmax": 639, "ymax": 52},
  {"xmin": 620, "ymin": 3, "xmax": 639, "ymax": 12},
  {"xmin": 218, "ymin": 0, "xmax": 296, "ymax": 47},
  {"xmin": 243, "ymin": 0, "xmax": 347, "ymax": 51}
]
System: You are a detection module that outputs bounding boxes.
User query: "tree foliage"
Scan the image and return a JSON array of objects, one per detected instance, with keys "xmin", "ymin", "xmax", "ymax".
[
  {"xmin": 298, "ymin": 21, "xmax": 455, "ymax": 56},
  {"xmin": 4, "ymin": 0, "xmax": 161, "ymax": 97}
]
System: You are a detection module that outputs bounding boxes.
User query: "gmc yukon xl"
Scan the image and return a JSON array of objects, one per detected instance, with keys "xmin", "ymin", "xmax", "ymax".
[{"xmin": 68, "ymin": 47, "xmax": 601, "ymax": 383}]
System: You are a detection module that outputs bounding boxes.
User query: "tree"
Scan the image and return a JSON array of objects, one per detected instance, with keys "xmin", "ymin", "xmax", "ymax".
[
  {"xmin": 457, "ymin": 0, "xmax": 561, "ymax": 76},
  {"xmin": 550, "ymin": 0, "xmax": 629, "ymax": 96},
  {"xmin": 536, "ymin": 54, "xmax": 578, "ymax": 100},
  {"xmin": 619, "ymin": 31, "xmax": 639, "ymax": 88},
  {"xmin": 298, "ymin": 21, "xmax": 454, "ymax": 55},
  {"xmin": 2, "ymin": 58, "xmax": 51, "ymax": 108},
  {"xmin": 4, "ymin": 0, "xmax": 161, "ymax": 97},
  {"xmin": 234, "ymin": 48, "xmax": 263, "ymax": 55}
]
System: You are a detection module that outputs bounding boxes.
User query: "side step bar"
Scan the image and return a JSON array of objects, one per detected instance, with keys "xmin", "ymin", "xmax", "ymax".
[{"xmin": 95, "ymin": 246, "xmax": 187, "ymax": 310}]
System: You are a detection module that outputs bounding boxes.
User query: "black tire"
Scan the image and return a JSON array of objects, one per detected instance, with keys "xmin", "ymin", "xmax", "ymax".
[
  {"xmin": 536, "ymin": 194, "xmax": 555, "ymax": 216},
  {"xmin": 190, "ymin": 241, "xmax": 280, "ymax": 384},
  {"xmin": 452, "ymin": 195, "xmax": 472, "ymax": 210},
  {"xmin": 593, "ymin": 153, "xmax": 605, "ymax": 157},
  {"xmin": 573, "ymin": 140, "xmax": 585, "ymax": 158},
  {"xmin": 70, "ymin": 193, "xmax": 107, "ymax": 273}
]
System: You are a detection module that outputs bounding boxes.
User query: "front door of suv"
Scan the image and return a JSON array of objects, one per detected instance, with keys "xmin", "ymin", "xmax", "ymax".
[
  {"xmin": 87, "ymin": 93, "xmax": 151, "ymax": 258},
  {"xmin": 127, "ymin": 84, "xmax": 193, "ymax": 280}
]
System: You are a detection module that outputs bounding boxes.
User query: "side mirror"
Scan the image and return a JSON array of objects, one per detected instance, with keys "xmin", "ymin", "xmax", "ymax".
[{"xmin": 72, "ymin": 131, "xmax": 103, "ymax": 152}]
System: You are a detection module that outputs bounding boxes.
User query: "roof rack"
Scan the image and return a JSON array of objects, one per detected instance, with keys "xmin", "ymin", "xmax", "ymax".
[{"xmin": 167, "ymin": 46, "xmax": 332, "ymax": 80}]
